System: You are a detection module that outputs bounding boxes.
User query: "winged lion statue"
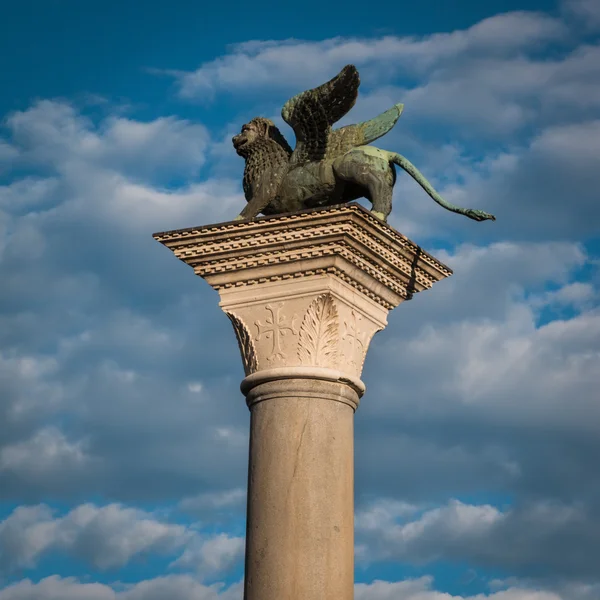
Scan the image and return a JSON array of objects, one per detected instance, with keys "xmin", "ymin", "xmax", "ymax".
[{"xmin": 232, "ymin": 64, "xmax": 495, "ymax": 223}]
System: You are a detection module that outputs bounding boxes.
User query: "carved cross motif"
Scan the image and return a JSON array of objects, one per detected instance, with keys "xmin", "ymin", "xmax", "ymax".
[
  {"xmin": 255, "ymin": 303, "xmax": 298, "ymax": 361},
  {"xmin": 342, "ymin": 311, "xmax": 368, "ymax": 369}
]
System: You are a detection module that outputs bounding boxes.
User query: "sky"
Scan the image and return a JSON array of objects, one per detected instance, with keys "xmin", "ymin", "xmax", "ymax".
[{"xmin": 0, "ymin": 0, "xmax": 599, "ymax": 598}]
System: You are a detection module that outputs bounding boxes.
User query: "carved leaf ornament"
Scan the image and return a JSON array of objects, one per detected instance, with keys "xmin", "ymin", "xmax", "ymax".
[
  {"xmin": 297, "ymin": 294, "xmax": 340, "ymax": 367},
  {"xmin": 226, "ymin": 312, "xmax": 259, "ymax": 375}
]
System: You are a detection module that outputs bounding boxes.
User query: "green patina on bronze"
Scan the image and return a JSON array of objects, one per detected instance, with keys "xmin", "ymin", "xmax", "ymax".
[{"xmin": 232, "ymin": 65, "xmax": 496, "ymax": 223}]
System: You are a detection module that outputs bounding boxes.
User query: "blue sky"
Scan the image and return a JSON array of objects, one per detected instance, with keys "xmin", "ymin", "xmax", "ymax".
[{"xmin": 1, "ymin": 0, "xmax": 599, "ymax": 598}]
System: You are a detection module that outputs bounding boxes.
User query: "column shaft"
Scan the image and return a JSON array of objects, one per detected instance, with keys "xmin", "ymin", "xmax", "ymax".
[{"xmin": 243, "ymin": 376, "xmax": 358, "ymax": 600}]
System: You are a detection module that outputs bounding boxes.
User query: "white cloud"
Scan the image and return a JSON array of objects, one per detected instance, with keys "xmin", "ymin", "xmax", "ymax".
[
  {"xmin": 0, "ymin": 353, "xmax": 61, "ymax": 420},
  {"xmin": 158, "ymin": 12, "xmax": 595, "ymax": 151},
  {"xmin": 0, "ymin": 576, "xmax": 116, "ymax": 600},
  {"xmin": 119, "ymin": 577, "xmax": 243, "ymax": 600},
  {"xmin": 355, "ymin": 496, "xmax": 600, "ymax": 579},
  {"xmin": 528, "ymin": 282, "xmax": 596, "ymax": 311},
  {"xmin": 357, "ymin": 499, "xmax": 503, "ymax": 564},
  {"xmin": 0, "ymin": 575, "xmax": 580, "ymax": 600},
  {"xmin": 551, "ymin": 581, "xmax": 600, "ymax": 600},
  {"xmin": 151, "ymin": 21, "xmax": 600, "ymax": 242},
  {"xmin": 0, "ymin": 576, "xmax": 243, "ymax": 600},
  {"xmin": 351, "ymin": 238, "xmax": 599, "ymax": 578},
  {"xmin": 6, "ymin": 101, "xmax": 210, "ymax": 183},
  {"xmin": 532, "ymin": 119, "xmax": 600, "ymax": 159},
  {"xmin": 0, "ymin": 505, "xmax": 57, "ymax": 570},
  {"xmin": 394, "ymin": 44, "xmax": 600, "ymax": 134},
  {"xmin": 213, "ymin": 427, "xmax": 248, "ymax": 447},
  {"xmin": 56, "ymin": 503, "xmax": 190, "ymax": 570},
  {"xmin": 0, "ymin": 427, "xmax": 88, "ymax": 476},
  {"xmin": 0, "ymin": 5, "xmax": 599, "ymax": 593},
  {"xmin": 187, "ymin": 381, "xmax": 204, "ymax": 393},
  {"xmin": 0, "ymin": 98, "xmax": 249, "ymax": 504},
  {"xmin": 170, "ymin": 11, "xmax": 565, "ymax": 98},
  {"xmin": 368, "ymin": 240, "xmax": 599, "ymax": 430},
  {"xmin": 0, "ymin": 501, "xmax": 249, "ymax": 581},
  {"xmin": 381, "ymin": 295, "xmax": 600, "ymax": 431},
  {"xmin": 355, "ymin": 498, "xmax": 419, "ymax": 533},
  {"xmin": 355, "ymin": 576, "xmax": 564, "ymax": 599},
  {"xmin": 0, "ymin": 503, "xmax": 189, "ymax": 573},
  {"xmin": 170, "ymin": 533, "xmax": 245, "ymax": 576}
]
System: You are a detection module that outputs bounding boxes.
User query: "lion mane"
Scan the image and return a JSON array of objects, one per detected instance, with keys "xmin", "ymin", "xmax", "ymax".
[{"xmin": 247, "ymin": 117, "xmax": 293, "ymax": 156}]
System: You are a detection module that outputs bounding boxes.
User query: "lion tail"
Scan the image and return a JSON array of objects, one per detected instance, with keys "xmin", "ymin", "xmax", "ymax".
[{"xmin": 389, "ymin": 152, "xmax": 496, "ymax": 222}]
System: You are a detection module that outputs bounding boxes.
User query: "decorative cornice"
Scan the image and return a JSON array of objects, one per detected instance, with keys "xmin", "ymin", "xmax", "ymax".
[{"xmin": 153, "ymin": 203, "xmax": 452, "ymax": 309}]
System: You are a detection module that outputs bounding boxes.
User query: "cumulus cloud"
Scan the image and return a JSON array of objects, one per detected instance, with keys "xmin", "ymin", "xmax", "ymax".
[
  {"xmin": 6, "ymin": 101, "xmax": 210, "ymax": 183},
  {"xmin": 443, "ymin": 120, "xmax": 600, "ymax": 241},
  {"xmin": 0, "ymin": 500, "xmax": 248, "ymax": 582},
  {"xmin": 351, "ymin": 239, "xmax": 599, "ymax": 580},
  {"xmin": 3, "ymin": 92, "xmax": 599, "ymax": 584},
  {"xmin": 0, "ymin": 98, "xmax": 249, "ymax": 503},
  {"xmin": 0, "ymin": 503, "xmax": 189, "ymax": 573},
  {"xmin": 170, "ymin": 533, "xmax": 245, "ymax": 576},
  {"xmin": 529, "ymin": 282, "xmax": 596, "ymax": 311},
  {"xmin": 0, "ymin": 4, "xmax": 599, "ymax": 597},
  {"xmin": 355, "ymin": 498, "xmax": 600, "ymax": 579},
  {"xmin": 0, "ymin": 575, "xmax": 585, "ymax": 600},
  {"xmin": 0, "ymin": 576, "xmax": 243, "ymax": 600},
  {"xmin": 365, "ymin": 240, "xmax": 597, "ymax": 422},
  {"xmin": 356, "ymin": 576, "xmax": 565, "ymax": 600},
  {"xmin": 170, "ymin": 11, "xmax": 566, "ymax": 99},
  {"xmin": 0, "ymin": 427, "xmax": 88, "ymax": 476},
  {"xmin": 152, "ymin": 14, "xmax": 600, "ymax": 244},
  {"xmin": 162, "ymin": 10, "xmax": 600, "ymax": 145}
]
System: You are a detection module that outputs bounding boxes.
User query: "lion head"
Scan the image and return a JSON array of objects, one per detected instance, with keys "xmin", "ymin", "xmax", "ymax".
[{"xmin": 232, "ymin": 117, "xmax": 292, "ymax": 158}]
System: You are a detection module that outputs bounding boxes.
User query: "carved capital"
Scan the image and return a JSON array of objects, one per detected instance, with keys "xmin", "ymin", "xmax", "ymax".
[
  {"xmin": 220, "ymin": 291, "xmax": 382, "ymax": 379},
  {"xmin": 154, "ymin": 204, "xmax": 452, "ymax": 384}
]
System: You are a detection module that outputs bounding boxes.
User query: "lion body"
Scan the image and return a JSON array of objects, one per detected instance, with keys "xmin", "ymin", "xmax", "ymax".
[
  {"xmin": 233, "ymin": 108, "xmax": 495, "ymax": 224},
  {"xmin": 271, "ymin": 148, "xmax": 395, "ymax": 215},
  {"xmin": 241, "ymin": 137, "xmax": 397, "ymax": 219}
]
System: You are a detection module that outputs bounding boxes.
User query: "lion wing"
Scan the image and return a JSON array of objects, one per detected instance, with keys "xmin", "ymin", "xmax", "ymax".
[
  {"xmin": 325, "ymin": 103, "xmax": 404, "ymax": 160},
  {"xmin": 281, "ymin": 64, "xmax": 360, "ymax": 167}
]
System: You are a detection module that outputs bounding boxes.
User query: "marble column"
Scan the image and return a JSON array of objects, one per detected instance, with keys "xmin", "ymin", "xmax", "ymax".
[{"xmin": 153, "ymin": 203, "xmax": 451, "ymax": 600}]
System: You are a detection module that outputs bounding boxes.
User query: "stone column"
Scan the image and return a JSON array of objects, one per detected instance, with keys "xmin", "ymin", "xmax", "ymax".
[{"xmin": 153, "ymin": 203, "xmax": 451, "ymax": 600}]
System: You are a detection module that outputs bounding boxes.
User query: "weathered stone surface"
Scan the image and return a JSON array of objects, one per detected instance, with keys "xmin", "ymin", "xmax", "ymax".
[
  {"xmin": 243, "ymin": 374, "xmax": 356, "ymax": 600},
  {"xmin": 153, "ymin": 203, "xmax": 452, "ymax": 600},
  {"xmin": 231, "ymin": 63, "xmax": 496, "ymax": 224},
  {"xmin": 153, "ymin": 203, "xmax": 451, "ymax": 381}
]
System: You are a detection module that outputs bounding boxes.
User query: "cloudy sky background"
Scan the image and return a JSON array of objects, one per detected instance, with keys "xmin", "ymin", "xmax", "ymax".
[{"xmin": 1, "ymin": 0, "xmax": 599, "ymax": 598}]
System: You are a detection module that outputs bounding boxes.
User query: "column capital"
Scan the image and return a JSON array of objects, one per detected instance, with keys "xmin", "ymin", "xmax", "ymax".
[{"xmin": 153, "ymin": 203, "xmax": 452, "ymax": 382}]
